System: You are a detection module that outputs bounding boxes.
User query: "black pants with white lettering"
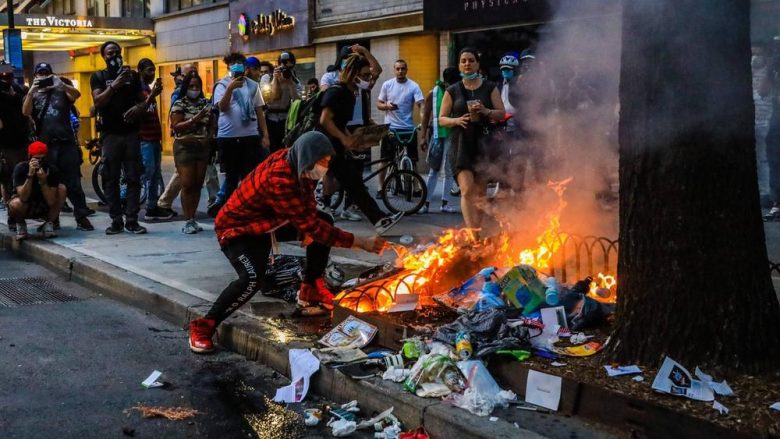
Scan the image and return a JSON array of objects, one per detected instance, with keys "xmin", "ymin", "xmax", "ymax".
[{"xmin": 205, "ymin": 211, "xmax": 334, "ymax": 323}]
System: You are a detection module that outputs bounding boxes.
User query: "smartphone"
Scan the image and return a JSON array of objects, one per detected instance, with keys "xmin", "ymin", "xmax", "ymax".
[
  {"xmin": 230, "ymin": 70, "xmax": 244, "ymax": 79},
  {"xmin": 37, "ymin": 76, "xmax": 54, "ymax": 88}
]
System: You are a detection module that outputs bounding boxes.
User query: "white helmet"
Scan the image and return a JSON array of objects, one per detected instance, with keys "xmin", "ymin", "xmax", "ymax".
[{"xmin": 499, "ymin": 55, "xmax": 520, "ymax": 68}]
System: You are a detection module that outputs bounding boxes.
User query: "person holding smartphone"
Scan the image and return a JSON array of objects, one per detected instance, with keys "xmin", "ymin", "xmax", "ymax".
[
  {"xmin": 136, "ymin": 58, "xmax": 166, "ymax": 221},
  {"xmin": 170, "ymin": 72, "xmax": 215, "ymax": 234},
  {"xmin": 208, "ymin": 53, "xmax": 271, "ymax": 218},
  {"xmin": 23, "ymin": 62, "xmax": 93, "ymax": 232},
  {"xmin": 90, "ymin": 41, "xmax": 149, "ymax": 235}
]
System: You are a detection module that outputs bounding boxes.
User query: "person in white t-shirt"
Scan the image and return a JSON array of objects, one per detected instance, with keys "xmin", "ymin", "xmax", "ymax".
[{"xmin": 376, "ymin": 60, "xmax": 425, "ymax": 198}]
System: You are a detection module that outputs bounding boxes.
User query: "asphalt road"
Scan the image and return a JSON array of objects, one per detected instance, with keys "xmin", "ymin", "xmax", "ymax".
[{"xmin": 0, "ymin": 250, "xmax": 372, "ymax": 439}]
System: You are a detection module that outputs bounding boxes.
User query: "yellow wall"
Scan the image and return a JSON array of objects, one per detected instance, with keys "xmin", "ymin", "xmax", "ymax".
[
  {"xmin": 126, "ymin": 45, "xmax": 157, "ymax": 69},
  {"xmin": 399, "ymin": 34, "xmax": 439, "ymax": 100}
]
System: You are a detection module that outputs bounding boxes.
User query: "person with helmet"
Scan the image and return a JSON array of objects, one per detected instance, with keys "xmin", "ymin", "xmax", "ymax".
[
  {"xmin": 494, "ymin": 53, "xmax": 527, "ymax": 199},
  {"xmin": 264, "ymin": 51, "xmax": 301, "ymax": 152}
]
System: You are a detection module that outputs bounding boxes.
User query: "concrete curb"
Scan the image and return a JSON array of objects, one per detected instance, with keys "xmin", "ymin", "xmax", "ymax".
[{"xmin": 0, "ymin": 233, "xmax": 544, "ymax": 439}]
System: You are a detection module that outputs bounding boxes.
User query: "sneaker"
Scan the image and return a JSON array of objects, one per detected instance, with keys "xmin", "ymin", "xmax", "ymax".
[
  {"xmin": 61, "ymin": 202, "xmax": 73, "ymax": 213},
  {"xmin": 125, "ymin": 221, "xmax": 147, "ymax": 234},
  {"xmin": 188, "ymin": 318, "xmax": 216, "ymax": 354},
  {"xmin": 53, "ymin": 218, "xmax": 61, "ymax": 231},
  {"xmin": 182, "ymin": 220, "xmax": 199, "ymax": 234},
  {"xmin": 106, "ymin": 220, "xmax": 124, "ymax": 235},
  {"xmin": 40, "ymin": 221, "xmax": 57, "ymax": 238},
  {"xmin": 440, "ymin": 204, "xmax": 457, "ymax": 213},
  {"xmin": 76, "ymin": 217, "xmax": 94, "ymax": 231},
  {"xmin": 15, "ymin": 222, "xmax": 28, "ymax": 241},
  {"xmin": 194, "ymin": 221, "xmax": 204, "ymax": 232},
  {"xmin": 339, "ymin": 207, "xmax": 362, "ymax": 222},
  {"xmin": 207, "ymin": 202, "xmax": 223, "ymax": 218},
  {"xmin": 419, "ymin": 203, "xmax": 429, "ymax": 214},
  {"xmin": 145, "ymin": 206, "xmax": 176, "ymax": 220},
  {"xmin": 450, "ymin": 186, "xmax": 461, "ymax": 197},
  {"xmin": 374, "ymin": 211, "xmax": 404, "ymax": 236},
  {"xmin": 764, "ymin": 207, "xmax": 780, "ymax": 222},
  {"xmin": 297, "ymin": 278, "xmax": 335, "ymax": 309}
]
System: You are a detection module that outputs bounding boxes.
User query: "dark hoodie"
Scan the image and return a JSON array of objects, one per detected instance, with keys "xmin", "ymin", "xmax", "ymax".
[{"xmin": 215, "ymin": 132, "xmax": 353, "ymax": 248}]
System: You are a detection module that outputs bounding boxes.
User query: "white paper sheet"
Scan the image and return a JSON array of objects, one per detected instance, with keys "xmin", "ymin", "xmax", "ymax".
[
  {"xmin": 604, "ymin": 365, "xmax": 642, "ymax": 377},
  {"xmin": 695, "ymin": 367, "xmax": 734, "ymax": 396},
  {"xmin": 273, "ymin": 349, "xmax": 320, "ymax": 403},
  {"xmin": 712, "ymin": 400, "xmax": 729, "ymax": 415},
  {"xmin": 387, "ymin": 294, "xmax": 419, "ymax": 313},
  {"xmin": 632, "ymin": 375, "xmax": 645, "ymax": 382},
  {"xmin": 651, "ymin": 357, "xmax": 714, "ymax": 402},
  {"xmin": 525, "ymin": 370, "xmax": 562, "ymax": 411}
]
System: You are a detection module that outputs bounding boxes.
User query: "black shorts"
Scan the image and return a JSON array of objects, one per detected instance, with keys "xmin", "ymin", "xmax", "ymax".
[
  {"xmin": 12, "ymin": 195, "xmax": 49, "ymax": 220},
  {"xmin": 380, "ymin": 129, "xmax": 419, "ymax": 162}
]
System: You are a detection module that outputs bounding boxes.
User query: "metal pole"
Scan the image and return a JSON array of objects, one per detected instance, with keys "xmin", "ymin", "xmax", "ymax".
[{"xmin": 7, "ymin": 0, "xmax": 13, "ymax": 29}]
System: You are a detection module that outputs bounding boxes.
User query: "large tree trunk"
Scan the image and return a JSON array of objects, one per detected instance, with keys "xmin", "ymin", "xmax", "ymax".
[{"xmin": 609, "ymin": 0, "xmax": 780, "ymax": 373}]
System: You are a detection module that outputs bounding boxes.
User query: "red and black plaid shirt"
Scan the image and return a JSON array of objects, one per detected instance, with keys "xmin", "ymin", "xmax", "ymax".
[{"xmin": 214, "ymin": 149, "xmax": 355, "ymax": 248}]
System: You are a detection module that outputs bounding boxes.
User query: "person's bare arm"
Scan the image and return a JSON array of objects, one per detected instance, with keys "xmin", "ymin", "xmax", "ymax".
[
  {"xmin": 256, "ymin": 106, "xmax": 270, "ymax": 149},
  {"xmin": 438, "ymin": 91, "xmax": 469, "ymax": 128},
  {"xmin": 21, "ymin": 88, "xmax": 36, "ymax": 117},
  {"xmin": 37, "ymin": 168, "xmax": 57, "ymax": 206},
  {"xmin": 62, "ymin": 79, "xmax": 81, "ymax": 102},
  {"xmin": 421, "ymin": 91, "xmax": 433, "ymax": 141},
  {"xmin": 486, "ymin": 87, "xmax": 506, "ymax": 122},
  {"xmin": 93, "ymin": 69, "xmax": 131, "ymax": 108},
  {"xmin": 319, "ymin": 107, "xmax": 354, "ymax": 149}
]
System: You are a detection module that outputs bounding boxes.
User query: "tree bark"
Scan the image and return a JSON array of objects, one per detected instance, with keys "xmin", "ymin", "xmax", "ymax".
[{"xmin": 609, "ymin": 0, "xmax": 780, "ymax": 374}]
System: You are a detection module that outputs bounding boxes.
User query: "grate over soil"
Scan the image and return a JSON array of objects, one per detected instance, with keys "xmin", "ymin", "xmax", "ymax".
[{"xmin": 0, "ymin": 277, "xmax": 81, "ymax": 307}]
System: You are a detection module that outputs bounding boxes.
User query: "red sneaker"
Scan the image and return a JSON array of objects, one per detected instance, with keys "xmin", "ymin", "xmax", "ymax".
[
  {"xmin": 188, "ymin": 318, "xmax": 216, "ymax": 354},
  {"xmin": 297, "ymin": 278, "xmax": 335, "ymax": 308}
]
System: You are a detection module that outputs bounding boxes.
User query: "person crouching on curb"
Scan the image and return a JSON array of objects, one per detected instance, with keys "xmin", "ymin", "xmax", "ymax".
[
  {"xmin": 188, "ymin": 131, "xmax": 386, "ymax": 354},
  {"xmin": 8, "ymin": 141, "xmax": 66, "ymax": 240}
]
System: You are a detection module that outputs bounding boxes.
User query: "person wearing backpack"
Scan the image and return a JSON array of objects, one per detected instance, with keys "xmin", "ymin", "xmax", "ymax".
[{"xmin": 318, "ymin": 52, "xmax": 403, "ymax": 235}]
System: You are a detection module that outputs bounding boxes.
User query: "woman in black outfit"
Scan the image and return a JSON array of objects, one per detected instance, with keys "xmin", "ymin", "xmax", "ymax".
[{"xmin": 438, "ymin": 48, "xmax": 505, "ymax": 231}]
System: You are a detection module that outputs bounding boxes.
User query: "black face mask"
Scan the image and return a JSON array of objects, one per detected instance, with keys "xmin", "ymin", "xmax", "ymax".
[{"xmin": 106, "ymin": 55, "xmax": 123, "ymax": 75}]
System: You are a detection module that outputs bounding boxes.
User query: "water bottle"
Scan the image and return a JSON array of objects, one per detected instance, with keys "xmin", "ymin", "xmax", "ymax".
[{"xmin": 544, "ymin": 276, "xmax": 560, "ymax": 306}]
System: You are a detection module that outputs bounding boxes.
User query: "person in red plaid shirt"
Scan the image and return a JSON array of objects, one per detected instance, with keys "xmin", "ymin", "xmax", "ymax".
[{"xmin": 188, "ymin": 131, "xmax": 386, "ymax": 353}]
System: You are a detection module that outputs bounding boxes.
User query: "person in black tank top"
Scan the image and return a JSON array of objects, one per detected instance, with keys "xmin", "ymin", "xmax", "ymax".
[{"xmin": 438, "ymin": 48, "xmax": 505, "ymax": 232}]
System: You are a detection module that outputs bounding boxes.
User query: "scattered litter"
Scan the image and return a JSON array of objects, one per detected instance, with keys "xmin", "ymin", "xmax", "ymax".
[
  {"xmin": 404, "ymin": 354, "xmax": 466, "ymax": 394},
  {"xmin": 141, "ymin": 370, "xmax": 164, "ymax": 389},
  {"xmin": 320, "ymin": 315, "xmax": 378, "ymax": 348},
  {"xmin": 402, "ymin": 338, "xmax": 424, "ymax": 359},
  {"xmin": 569, "ymin": 332, "xmax": 593, "ymax": 345},
  {"xmin": 447, "ymin": 361, "xmax": 509, "ymax": 416},
  {"xmin": 382, "ymin": 366, "xmax": 411, "ymax": 383},
  {"xmin": 303, "ymin": 408, "xmax": 322, "ymax": 426},
  {"xmin": 416, "ymin": 382, "xmax": 451, "ymax": 398},
  {"xmin": 541, "ymin": 307, "xmax": 567, "ymax": 334},
  {"xmin": 376, "ymin": 425, "xmax": 402, "ymax": 438},
  {"xmin": 501, "ymin": 265, "xmax": 555, "ymax": 314},
  {"xmin": 496, "ymin": 349, "xmax": 530, "ymax": 362},
  {"xmin": 550, "ymin": 361, "xmax": 567, "ymax": 367},
  {"xmin": 357, "ymin": 407, "xmax": 395, "ymax": 429},
  {"xmin": 770, "ymin": 402, "xmax": 780, "ymax": 411},
  {"xmin": 497, "ymin": 390, "xmax": 517, "ymax": 401},
  {"xmin": 489, "ymin": 416, "xmax": 498, "ymax": 422},
  {"xmin": 651, "ymin": 357, "xmax": 714, "ymax": 402},
  {"xmin": 388, "ymin": 294, "xmax": 419, "ymax": 313},
  {"xmin": 313, "ymin": 346, "xmax": 367, "ymax": 365},
  {"xmin": 272, "ymin": 349, "xmax": 320, "ymax": 403},
  {"xmin": 398, "ymin": 427, "xmax": 429, "ymax": 439},
  {"xmin": 400, "ymin": 235, "xmax": 415, "ymax": 245},
  {"xmin": 712, "ymin": 400, "xmax": 729, "ymax": 415},
  {"xmin": 525, "ymin": 370, "xmax": 562, "ymax": 411},
  {"xmin": 604, "ymin": 365, "xmax": 642, "ymax": 377},
  {"xmin": 633, "ymin": 376, "xmax": 645, "ymax": 382},
  {"xmin": 126, "ymin": 404, "xmax": 200, "ymax": 421},
  {"xmin": 514, "ymin": 422, "xmax": 520, "ymax": 429},
  {"xmin": 695, "ymin": 367, "xmax": 735, "ymax": 396},
  {"xmin": 551, "ymin": 341, "xmax": 603, "ymax": 357},
  {"xmin": 328, "ymin": 418, "xmax": 357, "ymax": 437}
]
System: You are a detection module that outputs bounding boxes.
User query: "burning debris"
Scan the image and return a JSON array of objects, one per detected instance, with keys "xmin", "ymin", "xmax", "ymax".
[{"xmin": 126, "ymin": 404, "xmax": 201, "ymax": 421}]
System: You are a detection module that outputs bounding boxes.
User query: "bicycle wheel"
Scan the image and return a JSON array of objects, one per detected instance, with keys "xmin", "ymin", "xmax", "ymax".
[
  {"xmin": 381, "ymin": 170, "xmax": 426, "ymax": 215},
  {"xmin": 314, "ymin": 179, "xmax": 344, "ymax": 210},
  {"xmin": 92, "ymin": 162, "xmax": 107, "ymax": 204}
]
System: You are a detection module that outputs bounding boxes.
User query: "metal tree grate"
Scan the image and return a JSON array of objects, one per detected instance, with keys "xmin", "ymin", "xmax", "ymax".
[{"xmin": 0, "ymin": 277, "xmax": 81, "ymax": 307}]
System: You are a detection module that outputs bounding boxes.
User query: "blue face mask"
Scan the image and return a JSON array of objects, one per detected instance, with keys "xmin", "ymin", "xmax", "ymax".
[
  {"xmin": 501, "ymin": 70, "xmax": 514, "ymax": 80},
  {"xmin": 229, "ymin": 63, "xmax": 245, "ymax": 74},
  {"xmin": 340, "ymin": 60, "xmax": 347, "ymax": 70},
  {"xmin": 461, "ymin": 72, "xmax": 479, "ymax": 80}
]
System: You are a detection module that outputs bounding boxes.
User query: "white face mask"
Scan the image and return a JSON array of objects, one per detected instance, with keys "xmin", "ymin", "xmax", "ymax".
[
  {"xmin": 306, "ymin": 163, "xmax": 328, "ymax": 180},
  {"xmin": 356, "ymin": 78, "xmax": 371, "ymax": 90}
]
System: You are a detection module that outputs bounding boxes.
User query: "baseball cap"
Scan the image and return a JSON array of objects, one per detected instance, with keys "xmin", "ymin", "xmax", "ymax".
[
  {"xmin": 34, "ymin": 62, "xmax": 53, "ymax": 74},
  {"xmin": 245, "ymin": 56, "xmax": 261, "ymax": 68}
]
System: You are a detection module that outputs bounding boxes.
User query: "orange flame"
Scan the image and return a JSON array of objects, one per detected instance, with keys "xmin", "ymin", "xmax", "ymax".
[{"xmin": 588, "ymin": 273, "xmax": 617, "ymax": 303}]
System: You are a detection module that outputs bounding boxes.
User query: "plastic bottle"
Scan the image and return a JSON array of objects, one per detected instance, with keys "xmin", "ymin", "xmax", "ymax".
[{"xmin": 544, "ymin": 276, "xmax": 560, "ymax": 306}]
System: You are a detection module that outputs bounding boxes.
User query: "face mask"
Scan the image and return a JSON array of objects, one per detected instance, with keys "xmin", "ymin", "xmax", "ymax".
[
  {"xmin": 356, "ymin": 78, "xmax": 371, "ymax": 90},
  {"xmin": 306, "ymin": 163, "xmax": 328, "ymax": 180},
  {"xmin": 107, "ymin": 55, "xmax": 123, "ymax": 74},
  {"xmin": 230, "ymin": 63, "xmax": 245, "ymax": 75},
  {"xmin": 461, "ymin": 72, "xmax": 479, "ymax": 80},
  {"xmin": 186, "ymin": 90, "xmax": 200, "ymax": 100},
  {"xmin": 501, "ymin": 70, "xmax": 514, "ymax": 80}
]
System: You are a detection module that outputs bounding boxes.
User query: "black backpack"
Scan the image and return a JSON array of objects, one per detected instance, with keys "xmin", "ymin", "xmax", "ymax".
[{"xmin": 281, "ymin": 84, "xmax": 341, "ymax": 148}]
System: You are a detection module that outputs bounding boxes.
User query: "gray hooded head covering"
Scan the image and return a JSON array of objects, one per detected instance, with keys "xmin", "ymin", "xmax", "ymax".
[{"xmin": 287, "ymin": 131, "xmax": 335, "ymax": 177}]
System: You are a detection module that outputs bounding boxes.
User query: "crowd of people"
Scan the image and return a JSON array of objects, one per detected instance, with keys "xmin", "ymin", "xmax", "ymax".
[{"xmin": 0, "ymin": 40, "xmax": 547, "ymax": 353}]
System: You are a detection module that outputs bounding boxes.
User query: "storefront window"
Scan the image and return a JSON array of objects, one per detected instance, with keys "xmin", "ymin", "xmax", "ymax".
[
  {"xmin": 122, "ymin": 0, "xmax": 149, "ymax": 17},
  {"xmin": 166, "ymin": 0, "xmax": 215, "ymax": 13}
]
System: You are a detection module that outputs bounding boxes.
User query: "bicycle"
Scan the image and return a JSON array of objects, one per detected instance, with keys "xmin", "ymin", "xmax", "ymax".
[
  {"xmin": 316, "ymin": 129, "xmax": 427, "ymax": 215},
  {"xmin": 85, "ymin": 137, "xmax": 165, "ymax": 207}
]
